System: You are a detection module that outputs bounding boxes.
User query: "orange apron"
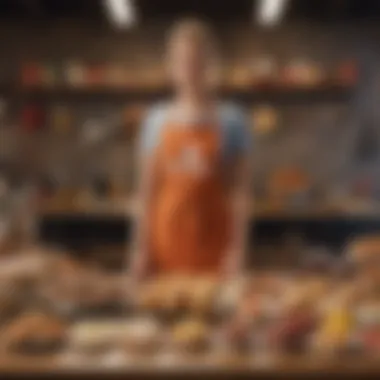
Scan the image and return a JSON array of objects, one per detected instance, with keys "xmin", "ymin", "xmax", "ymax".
[{"xmin": 149, "ymin": 121, "xmax": 231, "ymax": 275}]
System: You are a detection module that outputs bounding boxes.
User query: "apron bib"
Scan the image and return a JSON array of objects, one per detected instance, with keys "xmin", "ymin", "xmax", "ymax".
[{"xmin": 149, "ymin": 122, "xmax": 231, "ymax": 274}]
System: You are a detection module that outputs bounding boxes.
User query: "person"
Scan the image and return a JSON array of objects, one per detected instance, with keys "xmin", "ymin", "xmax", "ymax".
[{"xmin": 130, "ymin": 19, "xmax": 251, "ymax": 279}]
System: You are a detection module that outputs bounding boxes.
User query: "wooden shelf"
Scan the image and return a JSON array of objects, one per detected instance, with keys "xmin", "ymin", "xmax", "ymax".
[
  {"xmin": 0, "ymin": 353, "xmax": 379, "ymax": 377},
  {"xmin": 3, "ymin": 83, "xmax": 356, "ymax": 104},
  {"xmin": 37, "ymin": 198, "xmax": 380, "ymax": 221}
]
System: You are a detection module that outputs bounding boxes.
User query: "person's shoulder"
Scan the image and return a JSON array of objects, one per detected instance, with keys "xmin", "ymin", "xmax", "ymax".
[
  {"xmin": 139, "ymin": 102, "xmax": 170, "ymax": 151},
  {"xmin": 143, "ymin": 101, "xmax": 170, "ymax": 126},
  {"xmin": 219, "ymin": 102, "xmax": 248, "ymax": 127},
  {"xmin": 219, "ymin": 102, "xmax": 252, "ymax": 154}
]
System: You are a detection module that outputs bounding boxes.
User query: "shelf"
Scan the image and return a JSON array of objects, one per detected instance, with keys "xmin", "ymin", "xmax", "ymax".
[
  {"xmin": 4, "ymin": 83, "xmax": 356, "ymax": 104},
  {"xmin": 17, "ymin": 86, "xmax": 172, "ymax": 102},
  {"xmin": 219, "ymin": 84, "xmax": 355, "ymax": 104},
  {"xmin": 37, "ymin": 199, "xmax": 380, "ymax": 221},
  {"xmin": 0, "ymin": 354, "xmax": 379, "ymax": 378}
]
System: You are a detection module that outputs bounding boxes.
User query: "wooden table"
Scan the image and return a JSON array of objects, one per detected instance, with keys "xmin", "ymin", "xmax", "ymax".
[{"xmin": 1, "ymin": 353, "xmax": 380, "ymax": 378}]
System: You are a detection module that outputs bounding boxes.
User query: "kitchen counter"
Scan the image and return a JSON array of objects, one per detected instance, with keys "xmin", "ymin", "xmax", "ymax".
[
  {"xmin": 37, "ymin": 197, "xmax": 380, "ymax": 219},
  {"xmin": 1, "ymin": 353, "xmax": 380, "ymax": 378}
]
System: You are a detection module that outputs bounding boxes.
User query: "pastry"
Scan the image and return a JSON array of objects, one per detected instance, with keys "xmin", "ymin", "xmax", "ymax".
[
  {"xmin": 136, "ymin": 277, "xmax": 171, "ymax": 312},
  {"xmin": 220, "ymin": 316, "xmax": 252, "ymax": 353},
  {"xmin": 0, "ymin": 312, "xmax": 67, "ymax": 354},
  {"xmin": 229, "ymin": 67, "xmax": 251, "ymax": 88},
  {"xmin": 281, "ymin": 60, "xmax": 324, "ymax": 88},
  {"xmin": 216, "ymin": 277, "xmax": 246, "ymax": 317},
  {"xmin": 122, "ymin": 317, "xmax": 162, "ymax": 354},
  {"xmin": 171, "ymin": 318, "xmax": 209, "ymax": 353},
  {"xmin": 250, "ymin": 57, "xmax": 277, "ymax": 88},
  {"xmin": 189, "ymin": 276, "xmax": 219, "ymax": 315},
  {"xmin": 69, "ymin": 321, "xmax": 116, "ymax": 353},
  {"xmin": 252, "ymin": 106, "xmax": 278, "ymax": 135},
  {"xmin": 106, "ymin": 65, "xmax": 126, "ymax": 88},
  {"xmin": 268, "ymin": 167, "xmax": 311, "ymax": 200},
  {"xmin": 69, "ymin": 319, "xmax": 159, "ymax": 354},
  {"xmin": 137, "ymin": 276, "xmax": 211, "ymax": 316},
  {"xmin": 0, "ymin": 247, "xmax": 59, "ymax": 288},
  {"xmin": 312, "ymin": 305, "xmax": 353, "ymax": 355},
  {"xmin": 161, "ymin": 276, "xmax": 192, "ymax": 313},
  {"xmin": 269, "ymin": 303, "xmax": 316, "ymax": 353},
  {"xmin": 359, "ymin": 328, "xmax": 380, "ymax": 353},
  {"xmin": 346, "ymin": 235, "xmax": 380, "ymax": 265},
  {"xmin": 355, "ymin": 299, "xmax": 380, "ymax": 329},
  {"xmin": 47, "ymin": 271, "xmax": 124, "ymax": 316},
  {"xmin": 299, "ymin": 277, "xmax": 331, "ymax": 303}
]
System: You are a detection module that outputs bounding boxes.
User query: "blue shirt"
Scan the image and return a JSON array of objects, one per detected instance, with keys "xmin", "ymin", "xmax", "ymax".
[{"xmin": 139, "ymin": 103, "xmax": 252, "ymax": 160}]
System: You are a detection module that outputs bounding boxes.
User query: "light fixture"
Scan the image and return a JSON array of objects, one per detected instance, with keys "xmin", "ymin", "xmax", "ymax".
[
  {"xmin": 104, "ymin": 0, "xmax": 137, "ymax": 28},
  {"xmin": 256, "ymin": 0, "xmax": 289, "ymax": 26}
]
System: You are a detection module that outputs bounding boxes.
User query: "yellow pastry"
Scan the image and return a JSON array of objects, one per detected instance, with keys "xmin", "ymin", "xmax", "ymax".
[
  {"xmin": 315, "ymin": 306, "xmax": 352, "ymax": 352},
  {"xmin": 252, "ymin": 106, "xmax": 278, "ymax": 135},
  {"xmin": 172, "ymin": 318, "xmax": 208, "ymax": 350}
]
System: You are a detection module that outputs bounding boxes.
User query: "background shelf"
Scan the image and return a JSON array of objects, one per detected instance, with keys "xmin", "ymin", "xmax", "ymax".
[{"xmin": 7, "ymin": 84, "xmax": 356, "ymax": 104}]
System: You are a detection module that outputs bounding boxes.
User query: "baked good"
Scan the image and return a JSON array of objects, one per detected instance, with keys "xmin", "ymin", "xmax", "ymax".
[
  {"xmin": 137, "ymin": 276, "xmax": 217, "ymax": 317},
  {"xmin": 299, "ymin": 277, "xmax": 331, "ymax": 303},
  {"xmin": 268, "ymin": 167, "xmax": 311, "ymax": 200},
  {"xmin": 229, "ymin": 67, "xmax": 251, "ymax": 88},
  {"xmin": 69, "ymin": 319, "xmax": 160, "ymax": 354},
  {"xmin": 346, "ymin": 235, "xmax": 380, "ymax": 265},
  {"xmin": 250, "ymin": 57, "xmax": 277, "ymax": 88},
  {"xmin": 46, "ymin": 270, "xmax": 125, "ymax": 317},
  {"xmin": 171, "ymin": 318, "xmax": 209, "ymax": 352},
  {"xmin": 0, "ymin": 312, "xmax": 67, "ymax": 354},
  {"xmin": 136, "ymin": 277, "xmax": 171, "ymax": 312},
  {"xmin": 107, "ymin": 65, "xmax": 128, "ymax": 88},
  {"xmin": 0, "ymin": 247, "xmax": 52, "ymax": 282},
  {"xmin": 216, "ymin": 277, "xmax": 246, "ymax": 316},
  {"xmin": 358, "ymin": 328, "xmax": 380, "ymax": 354},
  {"xmin": 122, "ymin": 317, "xmax": 162, "ymax": 354},
  {"xmin": 189, "ymin": 276, "xmax": 219, "ymax": 315},
  {"xmin": 281, "ymin": 60, "xmax": 324, "ymax": 88},
  {"xmin": 161, "ymin": 276, "xmax": 191, "ymax": 313},
  {"xmin": 219, "ymin": 317, "xmax": 252, "ymax": 353},
  {"xmin": 252, "ymin": 106, "xmax": 278, "ymax": 135},
  {"xmin": 312, "ymin": 305, "xmax": 353, "ymax": 355},
  {"xmin": 69, "ymin": 321, "xmax": 117, "ymax": 353},
  {"xmin": 355, "ymin": 300, "xmax": 380, "ymax": 328},
  {"xmin": 269, "ymin": 305, "xmax": 316, "ymax": 353}
]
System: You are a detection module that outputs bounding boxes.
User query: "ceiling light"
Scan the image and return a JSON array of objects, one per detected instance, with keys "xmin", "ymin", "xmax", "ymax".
[
  {"xmin": 256, "ymin": 0, "xmax": 289, "ymax": 26},
  {"xmin": 104, "ymin": 0, "xmax": 137, "ymax": 28}
]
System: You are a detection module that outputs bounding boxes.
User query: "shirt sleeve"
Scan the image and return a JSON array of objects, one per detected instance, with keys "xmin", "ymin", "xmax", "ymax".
[
  {"xmin": 138, "ymin": 104, "xmax": 166, "ymax": 156},
  {"xmin": 223, "ymin": 104, "xmax": 252, "ymax": 159}
]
